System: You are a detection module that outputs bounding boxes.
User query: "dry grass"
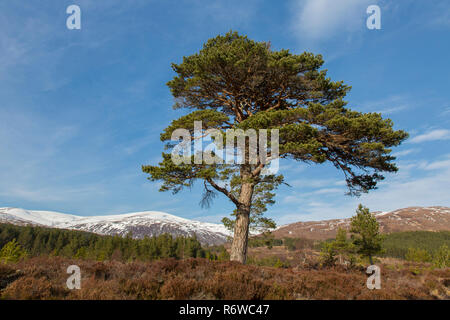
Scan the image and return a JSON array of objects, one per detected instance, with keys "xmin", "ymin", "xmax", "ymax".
[{"xmin": 0, "ymin": 256, "xmax": 449, "ymax": 300}]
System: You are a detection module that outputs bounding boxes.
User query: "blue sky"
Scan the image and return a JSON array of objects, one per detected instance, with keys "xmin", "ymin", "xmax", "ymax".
[{"xmin": 0, "ymin": 0, "xmax": 449, "ymax": 225}]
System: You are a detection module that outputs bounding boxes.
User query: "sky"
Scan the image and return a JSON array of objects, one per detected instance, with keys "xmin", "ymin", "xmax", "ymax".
[{"xmin": 0, "ymin": 0, "xmax": 449, "ymax": 225}]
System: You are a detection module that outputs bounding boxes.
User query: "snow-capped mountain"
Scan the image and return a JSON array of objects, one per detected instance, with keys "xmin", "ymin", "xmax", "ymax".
[
  {"xmin": 0, "ymin": 207, "xmax": 231, "ymax": 245},
  {"xmin": 272, "ymin": 206, "xmax": 450, "ymax": 240}
]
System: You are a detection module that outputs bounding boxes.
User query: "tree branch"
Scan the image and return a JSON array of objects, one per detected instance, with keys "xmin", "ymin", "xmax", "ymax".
[{"xmin": 206, "ymin": 177, "xmax": 240, "ymax": 206}]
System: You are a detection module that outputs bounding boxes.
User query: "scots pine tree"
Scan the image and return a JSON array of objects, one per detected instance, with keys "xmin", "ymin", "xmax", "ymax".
[
  {"xmin": 350, "ymin": 204, "xmax": 384, "ymax": 265},
  {"xmin": 320, "ymin": 241, "xmax": 338, "ymax": 267},
  {"xmin": 143, "ymin": 32, "xmax": 408, "ymax": 263},
  {"xmin": 0, "ymin": 239, "xmax": 27, "ymax": 263},
  {"xmin": 433, "ymin": 244, "xmax": 450, "ymax": 268},
  {"xmin": 334, "ymin": 227, "xmax": 351, "ymax": 265}
]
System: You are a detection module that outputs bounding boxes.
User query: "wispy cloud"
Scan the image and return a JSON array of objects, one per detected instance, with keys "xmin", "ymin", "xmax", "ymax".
[
  {"xmin": 291, "ymin": 0, "xmax": 374, "ymax": 41},
  {"xmin": 0, "ymin": 185, "xmax": 106, "ymax": 203},
  {"xmin": 392, "ymin": 148, "xmax": 420, "ymax": 158},
  {"xmin": 409, "ymin": 129, "xmax": 450, "ymax": 143},
  {"xmin": 276, "ymin": 155, "xmax": 450, "ymax": 224},
  {"xmin": 416, "ymin": 155, "xmax": 450, "ymax": 170},
  {"xmin": 442, "ymin": 107, "xmax": 450, "ymax": 117},
  {"xmin": 360, "ymin": 94, "xmax": 411, "ymax": 115},
  {"xmin": 427, "ymin": 1, "xmax": 450, "ymax": 28}
]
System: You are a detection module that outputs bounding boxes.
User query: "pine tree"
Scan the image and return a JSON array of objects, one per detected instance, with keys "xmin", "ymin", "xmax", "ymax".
[
  {"xmin": 433, "ymin": 244, "xmax": 449, "ymax": 268},
  {"xmin": 17, "ymin": 226, "xmax": 34, "ymax": 251},
  {"xmin": 350, "ymin": 204, "xmax": 384, "ymax": 265},
  {"xmin": 0, "ymin": 239, "xmax": 27, "ymax": 263},
  {"xmin": 143, "ymin": 31, "xmax": 408, "ymax": 263},
  {"xmin": 334, "ymin": 227, "xmax": 350, "ymax": 264},
  {"xmin": 405, "ymin": 247, "xmax": 432, "ymax": 263},
  {"xmin": 0, "ymin": 224, "xmax": 218, "ymax": 262},
  {"xmin": 217, "ymin": 246, "xmax": 230, "ymax": 261},
  {"xmin": 320, "ymin": 242, "xmax": 337, "ymax": 267},
  {"xmin": 54, "ymin": 233, "xmax": 65, "ymax": 255}
]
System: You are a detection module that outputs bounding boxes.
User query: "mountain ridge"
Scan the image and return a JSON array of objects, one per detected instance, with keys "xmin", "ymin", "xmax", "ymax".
[
  {"xmin": 272, "ymin": 206, "xmax": 450, "ymax": 240},
  {"xmin": 2, "ymin": 206, "xmax": 449, "ymax": 244},
  {"xmin": 0, "ymin": 207, "xmax": 231, "ymax": 245}
]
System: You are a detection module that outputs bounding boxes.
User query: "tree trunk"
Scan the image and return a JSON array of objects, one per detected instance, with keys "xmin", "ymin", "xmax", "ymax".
[
  {"xmin": 230, "ymin": 205, "xmax": 251, "ymax": 263},
  {"xmin": 230, "ymin": 175, "xmax": 254, "ymax": 264}
]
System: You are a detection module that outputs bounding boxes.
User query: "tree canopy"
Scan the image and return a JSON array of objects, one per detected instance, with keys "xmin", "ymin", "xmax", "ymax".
[
  {"xmin": 350, "ymin": 204, "xmax": 384, "ymax": 265},
  {"xmin": 143, "ymin": 31, "xmax": 408, "ymax": 263}
]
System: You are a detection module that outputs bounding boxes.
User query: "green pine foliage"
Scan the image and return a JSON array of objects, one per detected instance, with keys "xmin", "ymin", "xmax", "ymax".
[
  {"xmin": 0, "ymin": 239, "xmax": 27, "ymax": 263},
  {"xmin": 319, "ymin": 228, "xmax": 357, "ymax": 267},
  {"xmin": 247, "ymin": 236, "xmax": 314, "ymax": 250},
  {"xmin": 142, "ymin": 31, "xmax": 408, "ymax": 263},
  {"xmin": 247, "ymin": 232, "xmax": 283, "ymax": 249},
  {"xmin": 350, "ymin": 205, "xmax": 384, "ymax": 265},
  {"xmin": 283, "ymin": 237, "xmax": 317, "ymax": 251},
  {"xmin": 382, "ymin": 231, "xmax": 450, "ymax": 260},
  {"xmin": 432, "ymin": 244, "xmax": 450, "ymax": 269},
  {"xmin": 0, "ymin": 223, "xmax": 218, "ymax": 262},
  {"xmin": 333, "ymin": 228, "xmax": 356, "ymax": 265},
  {"xmin": 405, "ymin": 247, "xmax": 432, "ymax": 263},
  {"xmin": 320, "ymin": 242, "xmax": 338, "ymax": 267}
]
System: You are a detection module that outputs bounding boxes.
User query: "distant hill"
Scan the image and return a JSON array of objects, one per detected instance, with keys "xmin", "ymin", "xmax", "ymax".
[
  {"xmin": 0, "ymin": 207, "xmax": 231, "ymax": 245},
  {"xmin": 2, "ymin": 206, "xmax": 449, "ymax": 244},
  {"xmin": 273, "ymin": 207, "xmax": 450, "ymax": 240}
]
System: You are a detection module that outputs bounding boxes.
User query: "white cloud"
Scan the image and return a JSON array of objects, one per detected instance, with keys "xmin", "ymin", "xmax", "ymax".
[
  {"xmin": 291, "ymin": 0, "xmax": 373, "ymax": 41},
  {"xmin": 0, "ymin": 107, "xmax": 114, "ymax": 208},
  {"xmin": 360, "ymin": 94, "xmax": 411, "ymax": 115},
  {"xmin": 279, "ymin": 161, "xmax": 307, "ymax": 174},
  {"xmin": 392, "ymin": 148, "xmax": 420, "ymax": 158},
  {"xmin": 442, "ymin": 107, "xmax": 450, "ymax": 116},
  {"xmin": 275, "ymin": 155, "xmax": 450, "ymax": 224},
  {"xmin": 0, "ymin": 185, "xmax": 106, "ymax": 203},
  {"xmin": 425, "ymin": 160, "xmax": 450, "ymax": 170},
  {"xmin": 409, "ymin": 129, "xmax": 450, "ymax": 143}
]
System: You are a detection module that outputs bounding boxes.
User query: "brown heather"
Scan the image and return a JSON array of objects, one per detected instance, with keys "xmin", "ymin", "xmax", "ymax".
[{"xmin": 0, "ymin": 256, "xmax": 449, "ymax": 300}]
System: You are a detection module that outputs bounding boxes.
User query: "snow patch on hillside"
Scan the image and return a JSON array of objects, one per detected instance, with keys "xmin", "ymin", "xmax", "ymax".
[{"xmin": 0, "ymin": 207, "xmax": 232, "ymax": 245}]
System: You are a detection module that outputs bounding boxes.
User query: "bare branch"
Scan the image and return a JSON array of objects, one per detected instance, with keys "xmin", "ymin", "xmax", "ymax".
[{"xmin": 206, "ymin": 177, "xmax": 240, "ymax": 206}]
